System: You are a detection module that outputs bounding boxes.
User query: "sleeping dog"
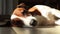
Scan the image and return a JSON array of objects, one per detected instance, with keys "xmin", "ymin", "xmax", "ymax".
[
  {"xmin": 11, "ymin": 4, "xmax": 60, "ymax": 27},
  {"xmin": 10, "ymin": 3, "xmax": 39, "ymax": 27},
  {"xmin": 10, "ymin": 8, "xmax": 38, "ymax": 27},
  {"xmin": 10, "ymin": 9, "xmax": 56, "ymax": 27},
  {"xmin": 28, "ymin": 5, "xmax": 60, "ymax": 27}
]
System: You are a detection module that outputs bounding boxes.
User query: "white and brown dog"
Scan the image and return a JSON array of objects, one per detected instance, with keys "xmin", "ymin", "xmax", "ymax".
[
  {"xmin": 28, "ymin": 5, "xmax": 60, "ymax": 26},
  {"xmin": 11, "ymin": 4, "xmax": 60, "ymax": 27},
  {"xmin": 10, "ymin": 3, "xmax": 38, "ymax": 27}
]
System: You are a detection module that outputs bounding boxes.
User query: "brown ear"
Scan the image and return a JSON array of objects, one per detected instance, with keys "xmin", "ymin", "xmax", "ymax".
[
  {"xmin": 13, "ymin": 8, "xmax": 24, "ymax": 17},
  {"xmin": 30, "ymin": 10, "xmax": 41, "ymax": 16},
  {"xmin": 28, "ymin": 7, "xmax": 37, "ymax": 12}
]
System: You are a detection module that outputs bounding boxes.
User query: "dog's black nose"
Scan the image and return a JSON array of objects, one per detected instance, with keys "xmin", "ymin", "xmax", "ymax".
[{"xmin": 30, "ymin": 19, "xmax": 37, "ymax": 27}]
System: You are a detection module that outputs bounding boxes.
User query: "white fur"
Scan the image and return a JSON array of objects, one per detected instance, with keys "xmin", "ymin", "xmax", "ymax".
[
  {"xmin": 34, "ymin": 5, "xmax": 60, "ymax": 25},
  {"xmin": 55, "ymin": 19, "xmax": 60, "ymax": 25},
  {"xmin": 11, "ymin": 14, "xmax": 36, "ymax": 27}
]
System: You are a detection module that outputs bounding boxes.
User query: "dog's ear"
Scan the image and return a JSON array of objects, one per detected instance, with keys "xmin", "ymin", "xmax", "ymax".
[
  {"xmin": 22, "ymin": 10, "xmax": 29, "ymax": 15},
  {"xmin": 29, "ymin": 10, "xmax": 41, "ymax": 16}
]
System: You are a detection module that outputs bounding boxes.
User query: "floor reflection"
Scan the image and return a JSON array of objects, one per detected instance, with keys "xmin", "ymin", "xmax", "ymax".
[
  {"xmin": 12, "ymin": 26, "xmax": 60, "ymax": 34},
  {"xmin": 0, "ymin": 27, "xmax": 16, "ymax": 34},
  {"xmin": 0, "ymin": 26, "xmax": 60, "ymax": 34}
]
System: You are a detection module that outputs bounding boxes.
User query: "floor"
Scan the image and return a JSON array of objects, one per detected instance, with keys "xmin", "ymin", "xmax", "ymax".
[
  {"xmin": 12, "ymin": 26, "xmax": 60, "ymax": 34},
  {"xmin": 0, "ymin": 19, "xmax": 60, "ymax": 34},
  {"xmin": 0, "ymin": 25, "xmax": 60, "ymax": 34},
  {"xmin": 0, "ymin": 27, "xmax": 16, "ymax": 34}
]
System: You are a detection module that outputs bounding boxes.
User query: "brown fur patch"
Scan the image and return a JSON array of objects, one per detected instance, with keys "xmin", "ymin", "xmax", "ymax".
[{"xmin": 11, "ymin": 18, "xmax": 24, "ymax": 27}]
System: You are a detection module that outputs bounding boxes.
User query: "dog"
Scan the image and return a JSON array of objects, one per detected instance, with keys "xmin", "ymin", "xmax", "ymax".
[
  {"xmin": 10, "ymin": 9, "xmax": 56, "ymax": 27},
  {"xmin": 28, "ymin": 5, "xmax": 60, "ymax": 27},
  {"xmin": 11, "ymin": 4, "xmax": 60, "ymax": 27},
  {"xmin": 10, "ymin": 6, "xmax": 38, "ymax": 27}
]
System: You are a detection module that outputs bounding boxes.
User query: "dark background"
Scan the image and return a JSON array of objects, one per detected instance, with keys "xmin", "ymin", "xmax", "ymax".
[
  {"xmin": 18, "ymin": 0, "xmax": 60, "ymax": 9},
  {"xmin": 0, "ymin": 0, "xmax": 60, "ymax": 21}
]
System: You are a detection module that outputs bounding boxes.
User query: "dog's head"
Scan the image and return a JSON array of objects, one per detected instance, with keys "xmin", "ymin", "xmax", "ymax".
[
  {"xmin": 11, "ymin": 10, "xmax": 38, "ymax": 27},
  {"xmin": 19, "ymin": 16, "xmax": 38, "ymax": 27},
  {"xmin": 21, "ymin": 10, "xmax": 40, "ymax": 27},
  {"xmin": 20, "ymin": 15, "xmax": 38, "ymax": 27}
]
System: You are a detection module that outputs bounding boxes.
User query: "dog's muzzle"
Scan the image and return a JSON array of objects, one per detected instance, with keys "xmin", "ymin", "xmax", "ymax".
[{"xmin": 30, "ymin": 19, "xmax": 38, "ymax": 27}]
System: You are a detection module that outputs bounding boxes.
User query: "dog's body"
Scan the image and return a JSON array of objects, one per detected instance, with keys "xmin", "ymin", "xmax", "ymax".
[
  {"xmin": 11, "ymin": 5, "xmax": 60, "ymax": 27},
  {"xmin": 28, "ymin": 5, "xmax": 60, "ymax": 26}
]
